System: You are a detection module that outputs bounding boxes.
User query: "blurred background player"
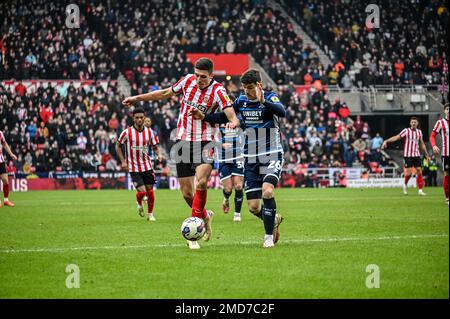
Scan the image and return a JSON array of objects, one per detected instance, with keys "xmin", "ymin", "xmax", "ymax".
[
  {"xmin": 116, "ymin": 108, "xmax": 159, "ymax": 221},
  {"xmin": 382, "ymin": 117, "xmax": 430, "ymax": 196},
  {"xmin": 430, "ymin": 103, "xmax": 449, "ymax": 204},
  {"xmin": 0, "ymin": 130, "xmax": 17, "ymax": 207},
  {"xmin": 143, "ymin": 117, "xmax": 164, "ymax": 206},
  {"xmin": 192, "ymin": 69, "xmax": 286, "ymax": 248},
  {"xmin": 217, "ymin": 124, "xmax": 245, "ymax": 222},
  {"xmin": 122, "ymin": 57, "xmax": 239, "ymax": 250}
]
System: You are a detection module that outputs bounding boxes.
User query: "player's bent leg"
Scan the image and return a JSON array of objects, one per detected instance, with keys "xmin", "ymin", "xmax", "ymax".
[
  {"xmin": 194, "ymin": 164, "xmax": 214, "ymax": 241},
  {"xmin": 195, "ymin": 164, "xmax": 213, "ymax": 190},
  {"xmin": 404, "ymin": 168, "xmax": 412, "ymax": 195},
  {"xmin": 261, "ymin": 182, "xmax": 277, "ymax": 247},
  {"xmin": 221, "ymin": 177, "xmax": 232, "ymax": 214},
  {"xmin": 247, "ymin": 198, "xmax": 263, "ymax": 220},
  {"xmin": 135, "ymin": 185, "xmax": 146, "ymax": 217},
  {"xmin": 416, "ymin": 167, "xmax": 426, "ymax": 196},
  {"xmin": 179, "ymin": 176, "xmax": 195, "ymax": 207},
  {"xmin": 1, "ymin": 174, "xmax": 14, "ymax": 207},
  {"xmin": 262, "ymin": 179, "xmax": 283, "ymax": 245},
  {"xmin": 233, "ymin": 176, "xmax": 244, "ymax": 222},
  {"xmin": 145, "ymin": 185, "xmax": 156, "ymax": 221},
  {"xmin": 179, "ymin": 176, "xmax": 204, "ymax": 248}
]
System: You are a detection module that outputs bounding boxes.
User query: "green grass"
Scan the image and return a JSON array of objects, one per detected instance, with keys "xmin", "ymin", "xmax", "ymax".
[{"xmin": 0, "ymin": 188, "xmax": 448, "ymax": 299}]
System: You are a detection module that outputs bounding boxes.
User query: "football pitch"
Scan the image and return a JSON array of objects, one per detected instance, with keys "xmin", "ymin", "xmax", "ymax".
[{"xmin": 0, "ymin": 188, "xmax": 448, "ymax": 299}]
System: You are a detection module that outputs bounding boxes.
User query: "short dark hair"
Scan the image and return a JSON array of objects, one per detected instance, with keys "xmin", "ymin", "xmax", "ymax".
[
  {"xmin": 240, "ymin": 69, "xmax": 262, "ymax": 85},
  {"xmin": 133, "ymin": 107, "xmax": 145, "ymax": 115},
  {"xmin": 195, "ymin": 58, "xmax": 214, "ymax": 74},
  {"xmin": 444, "ymin": 102, "xmax": 449, "ymax": 110}
]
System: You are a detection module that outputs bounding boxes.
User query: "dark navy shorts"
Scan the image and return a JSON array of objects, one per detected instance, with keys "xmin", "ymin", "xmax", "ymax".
[
  {"xmin": 244, "ymin": 152, "xmax": 284, "ymax": 200},
  {"xmin": 218, "ymin": 160, "xmax": 244, "ymax": 181}
]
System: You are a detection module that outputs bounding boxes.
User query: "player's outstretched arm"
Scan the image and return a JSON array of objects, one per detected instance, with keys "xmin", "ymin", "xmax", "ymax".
[
  {"xmin": 381, "ymin": 135, "xmax": 401, "ymax": 149},
  {"xmin": 1, "ymin": 140, "xmax": 17, "ymax": 161},
  {"xmin": 223, "ymin": 107, "xmax": 240, "ymax": 129},
  {"xmin": 190, "ymin": 104, "xmax": 240, "ymax": 128},
  {"xmin": 190, "ymin": 107, "xmax": 228, "ymax": 124},
  {"xmin": 122, "ymin": 87, "xmax": 175, "ymax": 107}
]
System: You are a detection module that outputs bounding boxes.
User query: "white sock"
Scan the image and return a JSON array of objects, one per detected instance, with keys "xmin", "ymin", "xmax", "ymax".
[
  {"xmin": 234, "ymin": 212, "xmax": 240, "ymax": 216},
  {"xmin": 4, "ymin": 198, "xmax": 8, "ymax": 202},
  {"xmin": 264, "ymin": 234, "xmax": 274, "ymax": 242}
]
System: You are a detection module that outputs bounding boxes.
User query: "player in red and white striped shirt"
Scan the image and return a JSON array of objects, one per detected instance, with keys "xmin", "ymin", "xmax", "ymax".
[
  {"xmin": 382, "ymin": 117, "xmax": 430, "ymax": 196},
  {"xmin": 430, "ymin": 103, "xmax": 449, "ymax": 204},
  {"xmin": 122, "ymin": 58, "xmax": 239, "ymax": 250},
  {"xmin": 0, "ymin": 130, "xmax": 18, "ymax": 207},
  {"xmin": 116, "ymin": 108, "xmax": 161, "ymax": 221}
]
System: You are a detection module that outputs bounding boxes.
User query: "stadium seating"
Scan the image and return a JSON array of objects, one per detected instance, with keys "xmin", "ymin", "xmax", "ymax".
[{"xmin": 281, "ymin": 0, "xmax": 448, "ymax": 87}]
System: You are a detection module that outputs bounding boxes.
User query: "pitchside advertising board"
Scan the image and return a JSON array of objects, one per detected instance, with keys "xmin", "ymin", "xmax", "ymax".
[
  {"xmin": 0, "ymin": 172, "xmax": 223, "ymax": 192},
  {"xmin": 347, "ymin": 178, "xmax": 417, "ymax": 188},
  {"xmin": 0, "ymin": 169, "xmax": 416, "ymax": 191}
]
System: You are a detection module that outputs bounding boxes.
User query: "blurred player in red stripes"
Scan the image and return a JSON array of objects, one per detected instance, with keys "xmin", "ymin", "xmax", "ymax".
[
  {"xmin": 116, "ymin": 108, "xmax": 160, "ymax": 221},
  {"xmin": 382, "ymin": 117, "xmax": 430, "ymax": 196},
  {"xmin": 430, "ymin": 103, "xmax": 449, "ymax": 204},
  {"xmin": 142, "ymin": 116, "xmax": 164, "ymax": 217},
  {"xmin": 122, "ymin": 58, "xmax": 239, "ymax": 249},
  {"xmin": 0, "ymin": 130, "xmax": 17, "ymax": 207}
]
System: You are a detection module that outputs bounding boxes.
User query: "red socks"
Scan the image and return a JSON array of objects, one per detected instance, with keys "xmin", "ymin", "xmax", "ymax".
[
  {"xmin": 3, "ymin": 183, "xmax": 9, "ymax": 198},
  {"xmin": 444, "ymin": 175, "xmax": 449, "ymax": 200},
  {"xmin": 192, "ymin": 189, "xmax": 208, "ymax": 219},
  {"xmin": 147, "ymin": 189, "xmax": 155, "ymax": 214},
  {"xmin": 136, "ymin": 191, "xmax": 146, "ymax": 205},
  {"xmin": 417, "ymin": 174, "xmax": 425, "ymax": 190},
  {"xmin": 404, "ymin": 175, "xmax": 411, "ymax": 186}
]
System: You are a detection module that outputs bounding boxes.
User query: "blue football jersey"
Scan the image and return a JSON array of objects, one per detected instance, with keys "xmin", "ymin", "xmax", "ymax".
[
  {"xmin": 216, "ymin": 125, "xmax": 244, "ymax": 164},
  {"xmin": 233, "ymin": 91, "xmax": 284, "ymax": 158}
]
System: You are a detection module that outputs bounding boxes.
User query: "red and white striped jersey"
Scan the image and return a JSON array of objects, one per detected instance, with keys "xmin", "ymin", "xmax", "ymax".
[
  {"xmin": 118, "ymin": 126, "xmax": 159, "ymax": 173},
  {"xmin": 0, "ymin": 131, "xmax": 5, "ymax": 163},
  {"xmin": 399, "ymin": 128, "xmax": 423, "ymax": 158},
  {"xmin": 432, "ymin": 118, "xmax": 449, "ymax": 157},
  {"xmin": 171, "ymin": 74, "xmax": 232, "ymax": 142}
]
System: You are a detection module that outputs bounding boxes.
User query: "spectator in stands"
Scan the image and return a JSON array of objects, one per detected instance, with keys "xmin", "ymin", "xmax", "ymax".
[{"xmin": 287, "ymin": 0, "xmax": 448, "ymax": 86}]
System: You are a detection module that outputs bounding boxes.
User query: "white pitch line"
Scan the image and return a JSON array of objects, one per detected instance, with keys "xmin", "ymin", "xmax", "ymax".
[{"xmin": 0, "ymin": 234, "xmax": 447, "ymax": 254}]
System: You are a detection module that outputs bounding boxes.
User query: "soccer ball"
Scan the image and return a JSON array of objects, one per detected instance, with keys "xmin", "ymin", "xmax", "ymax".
[{"xmin": 181, "ymin": 217, "xmax": 206, "ymax": 241}]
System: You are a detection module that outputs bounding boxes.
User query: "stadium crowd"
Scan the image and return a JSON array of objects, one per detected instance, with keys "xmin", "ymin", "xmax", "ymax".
[
  {"xmin": 85, "ymin": 0, "xmax": 323, "ymax": 86},
  {"xmin": 282, "ymin": 0, "xmax": 449, "ymax": 87},
  {"xmin": 2, "ymin": 0, "xmax": 447, "ymax": 88},
  {"xmin": 1, "ymin": 0, "xmax": 325, "ymax": 86},
  {"xmin": 0, "ymin": 1, "xmax": 119, "ymax": 80}
]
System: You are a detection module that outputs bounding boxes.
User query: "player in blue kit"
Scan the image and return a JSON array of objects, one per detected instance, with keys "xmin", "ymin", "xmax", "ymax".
[
  {"xmin": 217, "ymin": 124, "xmax": 245, "ymax": 222},
  {"xmin": 190, "ymin": 69, "xmax": 286, "ymax": 248}
]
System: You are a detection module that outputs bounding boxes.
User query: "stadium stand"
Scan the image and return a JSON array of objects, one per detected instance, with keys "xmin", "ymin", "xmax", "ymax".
[{"xmin": 281, "ymin": 0, "xmax": 448, "ymax": 87}]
